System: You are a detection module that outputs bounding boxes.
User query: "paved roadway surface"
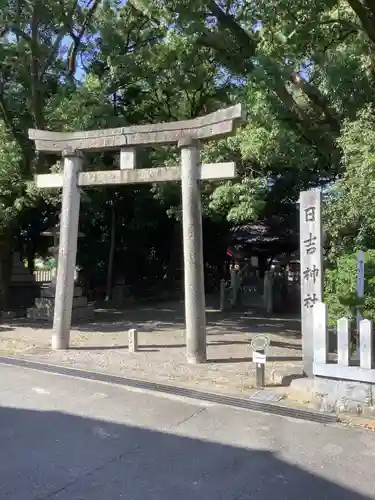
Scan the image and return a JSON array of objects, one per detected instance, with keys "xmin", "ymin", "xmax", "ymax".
[{"xmin": 0, "ymin": 364, "xmax": 374, "ymax": 500}]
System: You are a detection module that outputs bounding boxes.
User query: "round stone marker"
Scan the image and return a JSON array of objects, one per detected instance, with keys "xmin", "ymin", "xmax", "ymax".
[{"xmin": 250, "ymin": 334, "xmax": 270, "ymax": 352}]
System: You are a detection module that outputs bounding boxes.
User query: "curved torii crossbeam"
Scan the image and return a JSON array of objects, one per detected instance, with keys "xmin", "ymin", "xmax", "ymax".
[
  {"xmin": 29, "ymin": 104, "xmax": 245, "ymax": 152},
  {"xmin": 29, "ymin": 104, "xmax": 245, "ymax": 363}
]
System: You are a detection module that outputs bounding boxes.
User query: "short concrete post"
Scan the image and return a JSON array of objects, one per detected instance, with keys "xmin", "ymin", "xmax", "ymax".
[
  {"xmin": 179, "ymin": 138, "xmax": 206, "ymax": 364},
  {"xmin": 128, "ymin": 328, "xmax": 138, "ymax": 352},
  {"xmin": 219, "ymin": 279, "xmax": 226, "ymax": 312},
  {"xmin": 337, "ymin": 317, "xmax": 350, "ymax": 366},
  {"xmin": 52, "ymin": 150, "xmax": 83, "ymax": 350},
  {"xmin": 360, "ymin": 319, "xmax": 373, "ymax": 369},
  {"xmin": 313, "ymin": 302, "xmax": 328, "ymax": 364}
]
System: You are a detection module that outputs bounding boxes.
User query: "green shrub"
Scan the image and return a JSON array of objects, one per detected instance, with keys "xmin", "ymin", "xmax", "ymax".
[{"xmin": 325, "ymin": 250, "xmax": 375, "ymax": 327}]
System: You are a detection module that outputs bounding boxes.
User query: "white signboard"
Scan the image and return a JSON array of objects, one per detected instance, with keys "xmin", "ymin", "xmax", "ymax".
[
  {"xmin": 253, "ymin": 351, "xmax": 266, "ymax": 364},
  {"xmin": 299, "ymin": 189, "xmax": 323, "ymax": 376}
]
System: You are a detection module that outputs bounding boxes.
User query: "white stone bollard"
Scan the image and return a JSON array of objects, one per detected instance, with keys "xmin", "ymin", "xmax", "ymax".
[{"xmin": 128, "ymin": 328, "xmax": 138, "ymax": 352}]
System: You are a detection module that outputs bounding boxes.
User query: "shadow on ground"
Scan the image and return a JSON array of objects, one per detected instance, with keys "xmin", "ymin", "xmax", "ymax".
[
  {"xmin": 0, "ymin": 301, "xmax": 302, "ymax": 376},
  {"xmin": 0, "ymin": 405, "xmax": 369, "ymax": 500},
  {"xmin": 67, "ymin": 344, "xmax": 302, "ymax": 364},
  {"xmin": 2, "ymin": 300, "xmax": 301, "ymax": 338}
]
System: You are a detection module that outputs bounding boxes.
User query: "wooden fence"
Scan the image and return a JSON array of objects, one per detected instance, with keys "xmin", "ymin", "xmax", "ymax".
[
  {"xmin": 313, "ymin": 302, "xmax": 375, "ymax": 383},
  {"xmin": 33, "ymin": 269, "xmax": 53, "ymax": 282}
]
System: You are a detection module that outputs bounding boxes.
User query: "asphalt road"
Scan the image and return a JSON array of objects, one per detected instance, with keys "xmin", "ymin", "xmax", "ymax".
[{"xmin": 0, "ymin": 363, "xmax": 374, "ymax": 499}]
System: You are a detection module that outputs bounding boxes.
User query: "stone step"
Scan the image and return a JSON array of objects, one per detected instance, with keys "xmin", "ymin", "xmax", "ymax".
[
  {"xmin": 40, "ymin": 285, "xmax": 83, "ymax": 298},
  {"xmin": 26, "ymin": 304, "xmax": 95, "ymax": 322},
  {"xmin": 10, "ymin": 275, "xmax": 35, "ymax": 283}
]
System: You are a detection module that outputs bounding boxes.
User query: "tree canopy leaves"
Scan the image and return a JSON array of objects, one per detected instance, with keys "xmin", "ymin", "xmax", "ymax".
[{"xmin": 0, "ymin": 0, "xmax": 374, "ymax": 301}]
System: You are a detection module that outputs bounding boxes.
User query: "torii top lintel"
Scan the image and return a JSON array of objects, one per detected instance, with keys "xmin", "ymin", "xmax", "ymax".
[{"xmin": 29, "ymin": 104, "xmax": 245, "ymax": 154}]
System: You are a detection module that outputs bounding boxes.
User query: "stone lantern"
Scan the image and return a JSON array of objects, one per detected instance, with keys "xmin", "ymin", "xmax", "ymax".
[
  {"xmin": 40, "ymin": 223, "xmax": 84, "ymax": 293},
  {"xmin": 27, "ymin": 224, "xmax": 94, "ymax": 322}
]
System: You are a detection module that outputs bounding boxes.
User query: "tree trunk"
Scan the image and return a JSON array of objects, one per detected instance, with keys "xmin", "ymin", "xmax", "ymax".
[
  {"xmin": 105, "ymin": 205, "xmax": 116, "ymax": 302},
  {"xmin": 166, "ymin": 220, "xmax": 182, "ymax": 282},
  {"xmin": 0, "ymin": 239, "xmax": 13, "ymax": 311},
  {"xmin": 347, "ymin": 0, "xmax": 375, "ymax": 49}
]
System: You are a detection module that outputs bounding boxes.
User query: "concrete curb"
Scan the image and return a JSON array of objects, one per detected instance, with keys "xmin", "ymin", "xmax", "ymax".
[
  {"xmin": 288, "ymin": 377, "xmax": 375, "ymax": 417},
  {"xmin": 0, "ymin": 355, "xmax": 337, "ymax": 424}
]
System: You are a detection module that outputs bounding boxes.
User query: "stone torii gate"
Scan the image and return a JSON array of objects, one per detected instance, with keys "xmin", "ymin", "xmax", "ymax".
[{"xmin": 29, "ymin": 104, "xmax": 244, "ymax": 363}]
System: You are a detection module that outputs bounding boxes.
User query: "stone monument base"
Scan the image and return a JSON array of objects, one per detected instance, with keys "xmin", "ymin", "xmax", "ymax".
[
  {"xmin": 8, "ymin": 252, "xmax": 39, "ymax": 311},
  {"xmin": 26, "ymin": 284, "xmax": 95, "ymax": 322}
]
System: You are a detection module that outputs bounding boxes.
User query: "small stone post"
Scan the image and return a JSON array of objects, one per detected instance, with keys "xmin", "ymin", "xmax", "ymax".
[
  {"xmin": 312, "ymin": 302, "xmax": 328, "ymax": 364},
  {"xmin": 128, "ymin": 328, "xmax": 138, "ymax": 352},
  {"xmin": 230, "ymin": 268, "xmax": 238, "ymax": 306},
  {"xmin": 52, "ymin": 150, "xmax": 83, "ymax": 350},
  {"xmin": 219, "ymin": 279, "xmax": 226, "ymax": 312},
  {"xmin": 337, "ymin": 317, "xmax": 350, "ymax": 366},
  {"xmin": 360, "ymin": 319, "xmax": 373, "ymax": 370},
  {"xmin": 179, "ymin": 138, "xmax": 206, "ymax": 364}
]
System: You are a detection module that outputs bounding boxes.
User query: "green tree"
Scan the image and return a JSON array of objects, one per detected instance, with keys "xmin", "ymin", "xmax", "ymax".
[
  {"xmin": 325, "ymin": 250, "xmax": 375, "ymax": 326},
  {"xmin": 0, "ymin": 0, "xmax": 102, "ymax": 307},
  {"xmin": 325, "ymin": 106, "xmax": 375, "ymax": 258},
  {"xmin": 4, "ymin": 0, "xmax": 375, "ymax": 306}
]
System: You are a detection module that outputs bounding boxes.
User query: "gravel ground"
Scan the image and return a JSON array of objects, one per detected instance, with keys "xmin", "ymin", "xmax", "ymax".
[{"xmin": 0, "ymin": 303, "xmax": 302, "ymax": 397}]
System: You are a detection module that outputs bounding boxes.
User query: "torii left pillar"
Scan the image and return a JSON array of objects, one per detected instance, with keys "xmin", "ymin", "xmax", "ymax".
[
  {"xmin": 52, "ymin": 149, "xmax": 83, "ymax": 350},
  {"xmin": 180, "ymin": 138, "xmax": 206, "ymax": 363}
]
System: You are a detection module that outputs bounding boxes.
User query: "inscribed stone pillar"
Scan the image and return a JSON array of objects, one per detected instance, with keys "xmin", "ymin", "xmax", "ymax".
[
  {"xmin": 179, "ymin": 138, "xmax": 206, "ymax": 364},
  {"xmin": 299, "ymin": 189, "xmax": 323, "ymax": 376},
  {"xmin": 52, "ymin": 150, "xmax": 83, "ymax": 350}
]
